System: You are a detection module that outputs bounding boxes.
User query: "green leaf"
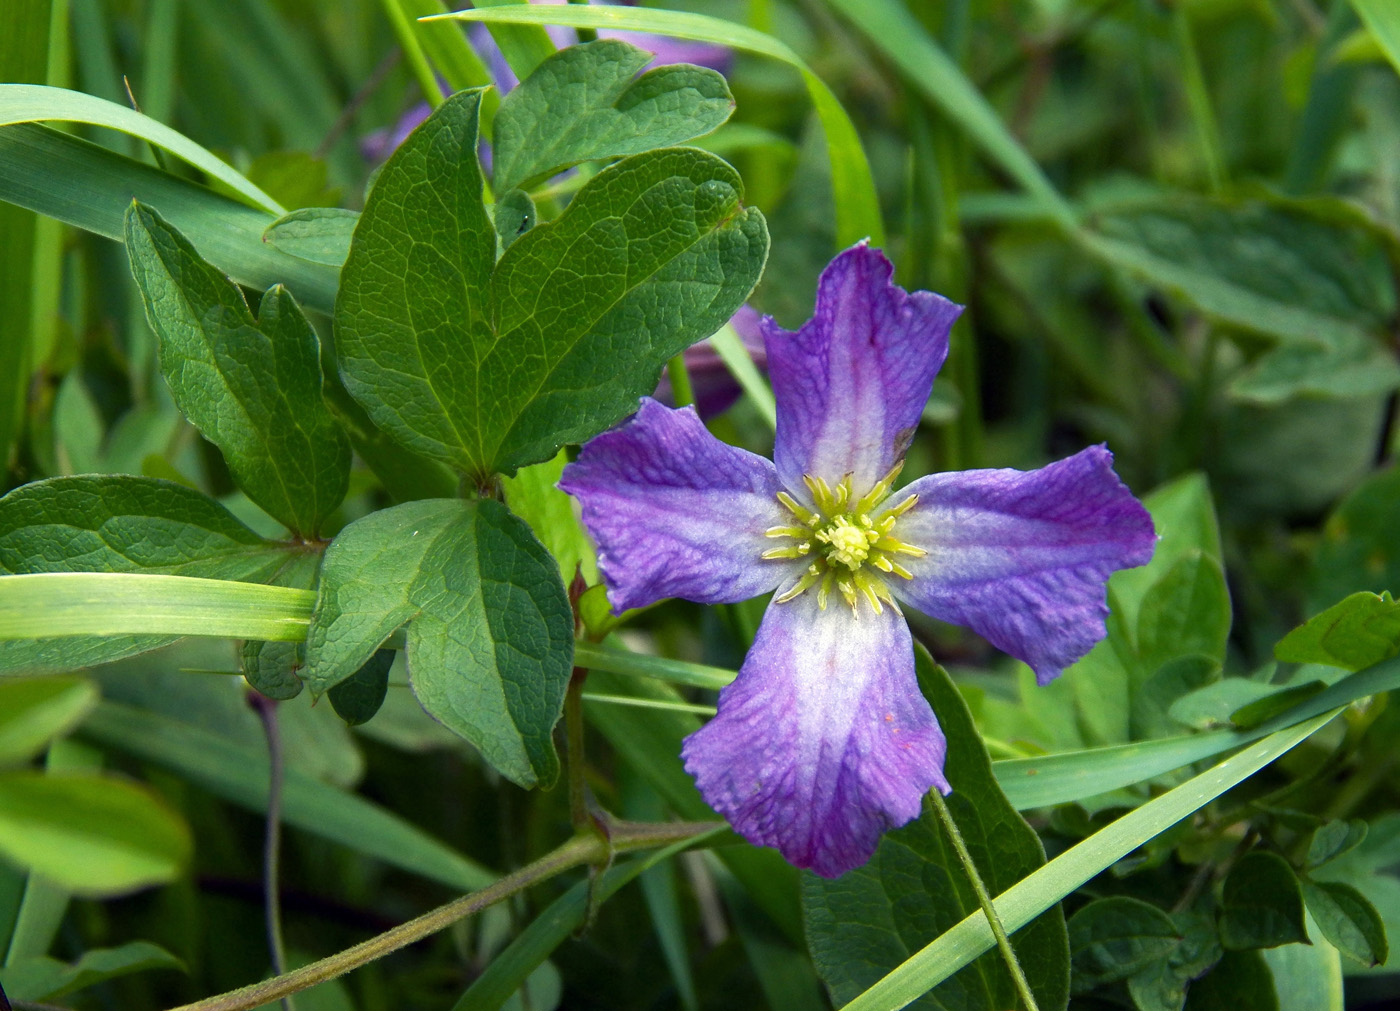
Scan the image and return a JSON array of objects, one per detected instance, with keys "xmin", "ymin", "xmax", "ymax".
[
  {"xmin": 492, "ymin": 38, "xmax": 733, "ymax": 193},
  {"xmin": 0, "ymin": 940, "xmax": 183, "ymax": 1002},
  {"xmin": 1302, "ymin": 879, "xmax": 1389, "ymax": 966},
  {"xmin": 1311, "ymin": 466, "xmax": 1400, "ymax": 612},
  {"xmin": 0, "ymin": 770, "xmax": 190, "ymax": 895},
  {"xmin": 0, "ymin": 475, "xmax": 287, "ymax": 578},
  {"xmin": 304, "ymin": 498, "xmax": 573, "ymax": 788},
  {"xmin": 125, "ymin": 202, "xmax": 350, "ymax": 535},
  {"xmin": 1126, "ymin": 910, "xmax": 1222, "ymax": 1011},
  {"xmin": 433, "ymin": 3, "xmax": 883, "ymax": 247},
  {"xmin": 1068, "ymin": 896, "xmax": 1181, "ymax": 993},
  {"xmin": 1229, "ymin": 681, "xmax": 1328, "ymax": 730},
  {"xmin": 492, "ymin": 188, "xmax": 535, "ymax": 253},
  {"xmin": 1112, "ymin": 474, "xmax": 1222, "ymax": 630},
  {"xmin": 0, "ymin": 475, "xmax": 294, "ymax": 674},
  {"xmin": 1218, "ymin": 851, "xmax": 1309, "ymax": 950},
  {"xmin": 1259, "ymin": 930, "xmax": 1343, "ymax": 1011},
  {"xmin": 336, "ymin": 89, "xmax": 767, "ymax": 479},
  {"xmin": 1135, "ymin": 553, "xmax": 1232, "ymax": 674},
  {"xmin": 1276, "ymin": 591, "xmax": 1400, "ymax": 672},
  {"xmin": 1353, "ymin": 0, "xmax": 1400, "ymax": 77},
  {"xmin": 1082, "ymin": 197, "xmax": 1400, "ymax": 401},
  {"xmin": 501, "ymin": 449, "xmax": 598, "ymax": 583},
  {"xmin": 0, "ymin": 84, "xmax": 283, "ymax": 213},
  {"xmin": 262, "ymin": 206, "xmax": 359, "ymax": 267},
  {"xmin": 83, "ymin": 700, "xmax": 494, "ymax": 892},
  {"xmin": 0, "ymin": 676, "xmax": 98, "ymax": 765},
  {"xmin": 0, "ymin": 124, "xmax": 340, "ymax": 312},
  {"xmin": 802, "ymin": 650, "xmax": 1070, "ymax": 1011},
  {"xmin": 1182, "ymin": 950, "xmax": 1278, "ymax": 1011},
  {"xmin": 838, "ymin": 712, "xmax": 1334, "ymax": 1011},
  {"xmin": 327, "ymin": 648, "xmax": 394, "ymax": 726},
  {"xmin": 1307, "ymin": 820, "xmax": 1369, "ymax": 870},
  {"xmin": 241, "ymin": 639, "xmax": 304, "ymax": 700}
]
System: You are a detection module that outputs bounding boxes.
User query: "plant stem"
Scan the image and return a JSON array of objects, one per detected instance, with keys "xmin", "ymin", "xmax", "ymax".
[
  {"xmin": 249, "ymin": 693, "xmax": 293, "ymax": 1011},
  {"xmin": 929, "ymin": 790, "xmax": 1040, "ymax": 1011},
  {"xmin": 666, "ymin": 353, "xmax": 695, "ymax": 409},
  {"xmin": 164, "ymin": 822, "xmax": 720, "ymax": 1011},
  {"xmin": 566, "ymin": 667, "xmax": 589, "ymax": 829}
]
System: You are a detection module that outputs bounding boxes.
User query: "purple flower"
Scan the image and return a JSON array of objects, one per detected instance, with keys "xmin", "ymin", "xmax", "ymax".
[{"xmin": 560, "ymin": 243, "xmax": 1156, "ymax": 877}]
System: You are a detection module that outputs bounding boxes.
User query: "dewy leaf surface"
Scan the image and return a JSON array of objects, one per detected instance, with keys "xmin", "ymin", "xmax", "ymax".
[
  {"xmin": 802, "ymin": 649, "xmax": 1069, "ymax": 1011},
  {"xmin": 336, "ymin": 88, "xmax": 767, "ymax": 480},
  {"xmin": 491, "ymin": 38, "xmax": 734, "ymax": 194},
  {"xmin": 304, "ymin": 498, "xmax": 573, "ymax": 788},
  {"xmin": 124, "ymin": 203, "xmax": 350, "ymax": 535}
]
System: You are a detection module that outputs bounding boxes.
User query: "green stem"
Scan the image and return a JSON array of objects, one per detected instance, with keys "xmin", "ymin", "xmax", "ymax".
[
  {"xmin": 380, "ymin": 0, "xmax": 443, "ymax": 109},
  {"xmin": 249, "ymin": 693, "xmax": 293, "ymax": 1011},
  {"xmin": 928, "ymin": 790, "xmax": 1040, "ymax": 1011},
  {"xmin": 566, "ymin": 668, "xmax": 589, "ymax": 828},
  {"xmin": 1171, "ymin": 4, "xmax": 1227, "ymax": 193},
  {"xmin": 164, "ymin": 822, "xmax": 718, "ymax": 1011},
  {"xmin": 667, "ymin": 353, "xmax": 695, "ymax": 409}
]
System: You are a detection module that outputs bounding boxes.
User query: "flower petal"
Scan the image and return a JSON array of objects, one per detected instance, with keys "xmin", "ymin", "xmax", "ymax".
[
  {"xmin": 765, "ymin": 242, "xmax": 963, "ymax": 498},
  {"xmin": 681, "ymin": 592, "xmax": 949, "ymax": 878},
  {"xmin": 559, "ymin": 398, "xmax": 797, "ymax": 612},
  {"xmin": 891, "ymin": 446, "xmax": 1156, "ymax": 684}
]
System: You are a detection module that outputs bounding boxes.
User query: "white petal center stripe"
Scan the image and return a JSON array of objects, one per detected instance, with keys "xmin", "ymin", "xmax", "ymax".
[{"xmin": 761, "ymin": 462, "xmax": 927, "ymax": 615}]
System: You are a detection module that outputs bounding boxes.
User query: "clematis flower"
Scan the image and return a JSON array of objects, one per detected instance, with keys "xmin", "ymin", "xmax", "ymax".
[{"xmin": 560, "ymin": 243, "xmax": 1156, "ymax": 877}]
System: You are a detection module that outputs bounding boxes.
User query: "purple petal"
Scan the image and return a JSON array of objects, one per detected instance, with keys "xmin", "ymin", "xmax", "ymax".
[
  {"xmin": 681, "ymin": 592, "xmax": 949, "ymax": 878},
  {"xmin": 597, "ymin": 29, "xmax": 732, "ymax": 72},
  {"xmin": 892, "ymin": 446, "xmax": 1156, "ymax": 684},
  {"xmin": 765, "ymin": 243, "xmax": 963, "ymax": 498},
  {"xmin": 559, "ymin": 398, "xmax": 797, "ymax": 613}
]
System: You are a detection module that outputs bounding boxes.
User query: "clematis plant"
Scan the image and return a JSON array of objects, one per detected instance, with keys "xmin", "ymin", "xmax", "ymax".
[{"xmin": 561, "ymin": 243, "xmax": 1156, "ymax": 877}]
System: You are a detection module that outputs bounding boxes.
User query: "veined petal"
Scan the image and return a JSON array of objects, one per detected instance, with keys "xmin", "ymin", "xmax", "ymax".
[
  {"xmin": 681, "ymin": 592, "xmax": 949, "ymax": 878},
  {"xmin": 765, "ymin": 242, "xmax": 963, "ymax": 499},
  {"xmin": 559, "ymin": 398, "xmax": 797, "ymax": 612},
  {"xmin": 892, "ymin": 446, "xmax": 1156, "ymax": 684}
]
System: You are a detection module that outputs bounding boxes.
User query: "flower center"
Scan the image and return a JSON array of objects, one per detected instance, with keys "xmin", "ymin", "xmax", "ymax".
[{"xmin": 761, "ymin": 463, "xmax": 926, "ymax": 615}]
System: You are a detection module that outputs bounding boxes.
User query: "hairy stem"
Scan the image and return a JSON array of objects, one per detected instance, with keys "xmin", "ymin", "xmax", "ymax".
[{"xmin": 929, "ymin": 790, "xmax": 1040, "ymax": 1011}]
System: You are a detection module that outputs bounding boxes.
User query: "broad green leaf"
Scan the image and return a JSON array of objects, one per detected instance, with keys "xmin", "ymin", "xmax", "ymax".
[
  {"xmin": 1135, "ymin": 553, "xmax": 1231, "ymax": 675},
  {"xmin": 0, "ymin": 84, "xmax": 283, "ymax": 213},
  {"xmin": 432, "ymin": 4, "xmax": 883, "ymax": 247},
  {"xmin": 1311, "ymin": 466, "xmax": 1400, "ymax": 612},
  {"xmin": 1230, "ymin": 337, "xmax": 1400, "ymax": 402},
  {"xmin": 1111, "ymin": 474, "xmax": 1221, "ymax": 630},
  {"xmin": 501, "ymin": 449, "xmax": 598, "ymax": 583},
  {"xmin": 837, "ymin": 712, "xmax": 1334, "ymax": 1011},
  {"xmin": 1307, "ymin": 820, "xmax": 1369, "ymax": 870},
  {"xmin": 1082, "ymin": 198, "xmax": 1400, "ymax": 400},
  {"xmin": 1067, "ymin": 896, "xmax": 1180, "ymax": 993},
  {"xmin": 241, "ymin": 639, "xmax": 304, "ymax": 700},
  {"xmin": 0, "ymin": 475, "xmax": 293, "ymax": 674},
  {"xmin": 0, "ymin": 124, "xmax": 340, "ymax": 312},
  {"xmin": 1127, "ymin": 910, "xmax": 1222, "ymax": 1011},
  {"xmin": 0, "ymin": 940, "xmax": 183, "ymax": 1002},
  {"xmin": 802, "ymin": 650, "xmax": 1069, "ymax": 1011},
  {"xmin": 1353, "ymin": 0, "xmax": 1400, "ymax": 77},
  {"xmin": 492, "ymin": 38, "xmax": 733, "ymax": 193},
  {"xmin": 304, "ymin": 498, "xmax": 573, "ymax": 788},
  {"xmin": 1302, "ymin": 879, "xmax": 1389, "ymax": 966},
  {"xmin": 125, "ymin": 202, "xmax": 350, "ymax": 535},
  {"xmin": 327, "ymin": 648, "xmax": 394, "ymax": 726},
  {"xmin": 0, "ymin": 475, "xmax": 286, "ymax": 579},
  {"xmin": 1229, "ymin": 681, "xmax": 1328, "ymax": 730},
  {"xmin": 0, "ymin": 770, "xmax": 190, "ymax": 895},
  {"xmin": 262, "ymin": 207, "xmax": 359, "ymax": 267},
  {"xmin": 83, "ymin": 700, "xmax": 494, "ymax": 892},
  {"xmin": 1218, "ymin": 851, "xmax": 1309, "ymax": 950},
  {"xmin": 1276, "ymin": 591, "xmax": 1400, "ymax": 672},
  {"xmin": 0, "ymin": 677, "xmax": 98, "ymax": 765},
  {"xmin": 1260, "ymin": 925, "xmax": 1343, "ymax": 1011},
  {"xmin": 1182, "ymin": 950, "xmax": 1278, "ymax": 1011},
  {"xmin": 336, "ymin": 89, "xmax": 767, "ymax": 479}
]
